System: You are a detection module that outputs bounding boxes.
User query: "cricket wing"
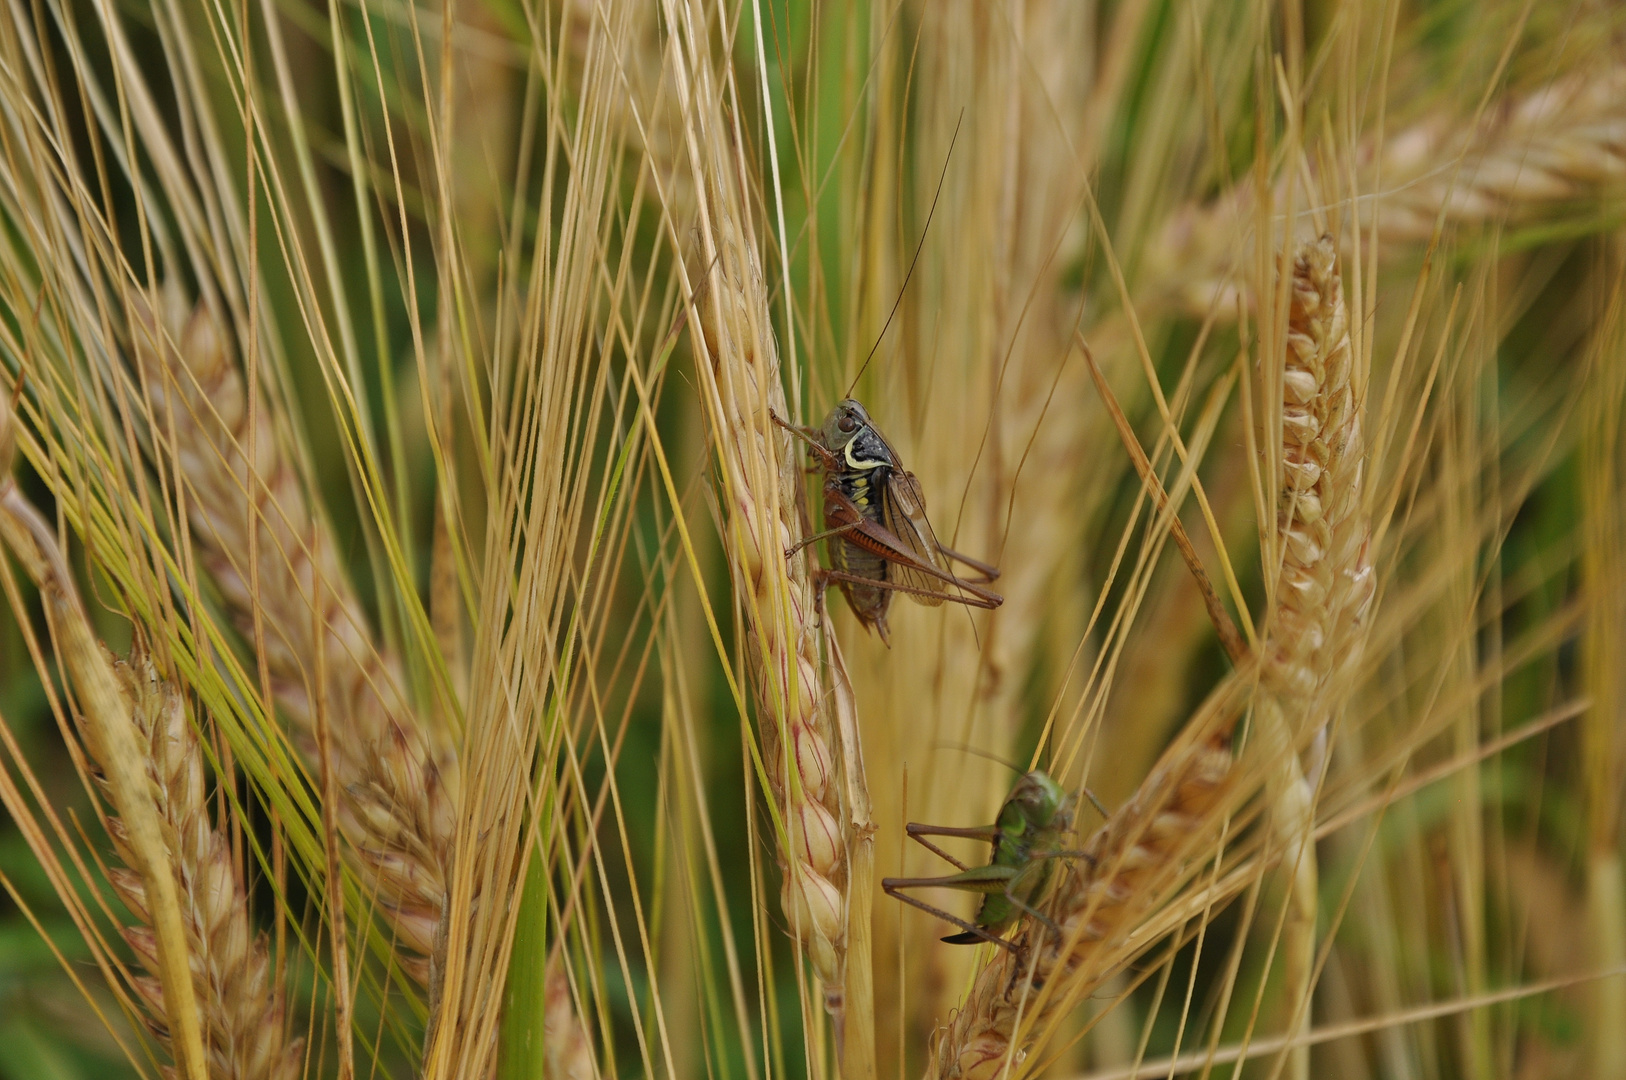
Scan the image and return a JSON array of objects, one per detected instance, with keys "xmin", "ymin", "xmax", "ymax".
[{"xmin": 882, "ymin": 471, "xmax": 950, "ymax": 606}]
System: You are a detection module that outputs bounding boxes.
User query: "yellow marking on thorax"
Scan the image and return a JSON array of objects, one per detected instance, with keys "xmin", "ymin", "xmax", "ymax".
[{"xmin": 843, "ymin": 436, "xmax": 888, "ymax": 470}]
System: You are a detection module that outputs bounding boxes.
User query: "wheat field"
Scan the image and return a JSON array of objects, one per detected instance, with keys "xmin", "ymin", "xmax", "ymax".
[{"xmin": 0, "ymin": 1, "xmax": 1622, "ymax": 1078}]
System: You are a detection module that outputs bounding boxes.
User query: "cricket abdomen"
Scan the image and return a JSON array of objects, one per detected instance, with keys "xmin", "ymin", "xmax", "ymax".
[{"xmin": 827, "ymin": 464, "xmax": 894, "ymax": 633}]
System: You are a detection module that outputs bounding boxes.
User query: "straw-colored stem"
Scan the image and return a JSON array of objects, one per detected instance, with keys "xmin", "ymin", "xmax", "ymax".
[
  {"xmin": 1258, "ymin": 701, "xmax": 1316, "ymax": 1080},
  {"xmin": 1580, "ymin": 268, "xmax": 1626, "ymax": 1078},
  {"xmin": 134, "ymin": 294, "xmax": 456, "ymax": 987}
]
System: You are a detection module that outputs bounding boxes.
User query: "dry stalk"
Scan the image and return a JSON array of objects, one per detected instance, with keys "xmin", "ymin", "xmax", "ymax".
[
  {"xmin": 1256, "ymin": 236, "xmax": 1374, "ymax": 1080},
  {"xmin": 133, "ymin": 293, "xmax": 456, "ymax": 987},
  {"xmin": 666, "ymin": 6, "xmax": 850, "ymax": 1000},
  {"xmin": 1147, "ymin": 66, "xmax": 1626, "ymax": 318},
  {"xmin": 1579, "ymin": 262, "xmax": 1626, "ymax": 1079},
  {"xmin": 926, "ymin": 678, "xmax": 1250, "ymax": 1080},
  {"xmin": 0, "ymin": 401, "xmax": 209, "ymax": 1080}
]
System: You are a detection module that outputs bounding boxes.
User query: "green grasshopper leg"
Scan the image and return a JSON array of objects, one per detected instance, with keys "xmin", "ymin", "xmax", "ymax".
[{"xmin": 881, "ymin": 865, "xmax": 1023, "ymax": 953}]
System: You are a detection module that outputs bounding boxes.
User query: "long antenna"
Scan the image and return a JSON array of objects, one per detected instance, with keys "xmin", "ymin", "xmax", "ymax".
[
  {"xmin": 934, "ymin": 741, "xmax": 1024, "ymax": 775},
  {"xmin": 845, "ymin": 109, "xmax": 964, "ymax": 399}
]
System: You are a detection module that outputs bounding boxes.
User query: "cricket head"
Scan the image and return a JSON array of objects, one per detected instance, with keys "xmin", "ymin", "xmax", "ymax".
[
  {"xmin": 1003, "ymin": 770, "xmax": 1073, "ymax": 834},
  {"xmin": 821, "ymin": 399, "xmax": 896, "ymax": 470}
]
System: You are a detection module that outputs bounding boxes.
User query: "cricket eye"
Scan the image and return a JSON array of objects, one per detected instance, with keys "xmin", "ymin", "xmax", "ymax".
[{"xmin": 837, "ymin": 414, "xmax": 857, "ymax": 433}]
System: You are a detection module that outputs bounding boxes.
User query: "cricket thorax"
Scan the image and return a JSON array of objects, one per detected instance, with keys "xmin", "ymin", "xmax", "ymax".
[
  {"xmin": 839, "ymin": 424, "xmax": 897, "ymax": 471},
  {"xmin": 833, "ymin": 461, "xmax": 891, "ymax": 520}
]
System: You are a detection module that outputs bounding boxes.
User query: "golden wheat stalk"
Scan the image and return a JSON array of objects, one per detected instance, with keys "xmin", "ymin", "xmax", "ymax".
[
  {"xmin": 0, "ymin": 404, "xmax": 209, "ymax": 1080},
  {"xmin": 1148, "ymin": 66, "xmax": 1626, "ymax": 317},
  {"xmin": 927, "ymin": 675, "xmax": 1251, "ymax": 1080},
  {"xmin": 133, "ymin": 292, "xmax": 456, "ymax": 987},
  {"xmin": 662, "ymin": 0, "xmax": 848, "ymax": 998}
]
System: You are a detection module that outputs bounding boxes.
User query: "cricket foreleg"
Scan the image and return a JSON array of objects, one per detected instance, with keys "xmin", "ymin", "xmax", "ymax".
[
  {"xmin": 770, "ymin": 412, "xmax": 841, "ymax": 467},
  {"xmin": 902, "ymin": 821, "xmax": 1001, "ymax": 872}
]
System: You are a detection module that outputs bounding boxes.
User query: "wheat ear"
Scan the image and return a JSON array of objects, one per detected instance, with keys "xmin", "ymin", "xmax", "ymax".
[
  {"xmin": 691, "ymin": 207, "xmax": 847, "ymax": 986},
  {"xmin": 1149, "ymin": 66, "xmax": 1626, "ymax": 317},
  {"xmin": 927, "ymin": 680, "xmax": 1248, "ymax": 1080},
  {"xmin": 0, "ymin": 403, "xmax": 209, "ymax": 1080},
  {"xmin": 108, "ymin": 652, "xmax": 304, "ymax": 1080},
  {"xmin": 663, "ymin": 13, "xmax": 848, "ymax": 993},
  {"xmin": 134, "ymin": 293, "xmax": 456, "ymax": 986},
  {"xmin": 1255, "ymin": 236, "xmax": 1373, "ymax": 1080}
]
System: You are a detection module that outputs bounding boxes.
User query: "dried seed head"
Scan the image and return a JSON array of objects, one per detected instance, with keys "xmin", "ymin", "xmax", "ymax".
[{"xmin": 132, "ymin": 292, "xmax": 456, "ymax": 989}]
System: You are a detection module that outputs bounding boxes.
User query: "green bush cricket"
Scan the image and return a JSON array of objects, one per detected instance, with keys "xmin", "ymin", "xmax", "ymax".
[{"xmin": 882, "ymin": 771, "xmax": 1104, "ymax": 953}]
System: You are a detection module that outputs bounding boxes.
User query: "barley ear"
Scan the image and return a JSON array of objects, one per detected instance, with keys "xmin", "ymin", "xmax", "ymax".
[
  {"xmin": 1257, "ymin": 235, "xmax": 1374, "ymax": 1080},
  {"xmin": 0, "ymin": 399, "xmax": 209, "ymax": 1080},
  {"xmin": 111, "ymin": 652, "xmax": 304, "ymax": 1080},
  {"xmin": 132, "ymin": 292, "xmax": 455, "ymax": 987},
  {"xmin": 1150, "ymin": 67, "xmax": 1626, "ymax": 318},
  {"xmin": 663, "ymin": 15, "xmax": 849, "ymax": 993},
  {"xmin": 690, "ymin": 205, "xmax": 846, "ymax": 987},
  {"xmin": 544, "ymin": 961, "xmax": 596, "ymax": 1080},
  {"xmin": 1266, "ymin": 236, "xmax": 1372, "ymax": 714}
]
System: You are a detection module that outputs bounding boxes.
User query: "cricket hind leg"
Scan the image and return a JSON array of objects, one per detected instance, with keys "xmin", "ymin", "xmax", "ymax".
[
  {"xmin": 936, "ymin": 545, "xmax": 1001, "ymax": 583},
  {"xmin": 786, "ymin": 519, "xmax": 864, "ymax": 560},
  {"xmin": 816, "ymin": 568, "xmax": 1001, "ymax": 610},
  {"xmin": 881, "ymin": 878, "xmax": 1020, "ymax": 955}
]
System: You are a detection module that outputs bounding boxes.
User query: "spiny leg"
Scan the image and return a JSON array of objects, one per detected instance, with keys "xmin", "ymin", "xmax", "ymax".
[
  {"xmin": 817, "ymin": 568, "xmax": 1001, "ymax": 610},
  {"xmin": 786, "ymin": 519, "xmax": 865, "ymax": 560},
  {"xmin": 903, "ymin": 821, "xmax": 1001, "ymax": 872},
  {"xmin": 937, "ymin": 544, "xmax": 1002, "ymax": 583},
  {"xmin": 881, "ymin": 879, "xmax": 1020, "ymax": 955}
]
